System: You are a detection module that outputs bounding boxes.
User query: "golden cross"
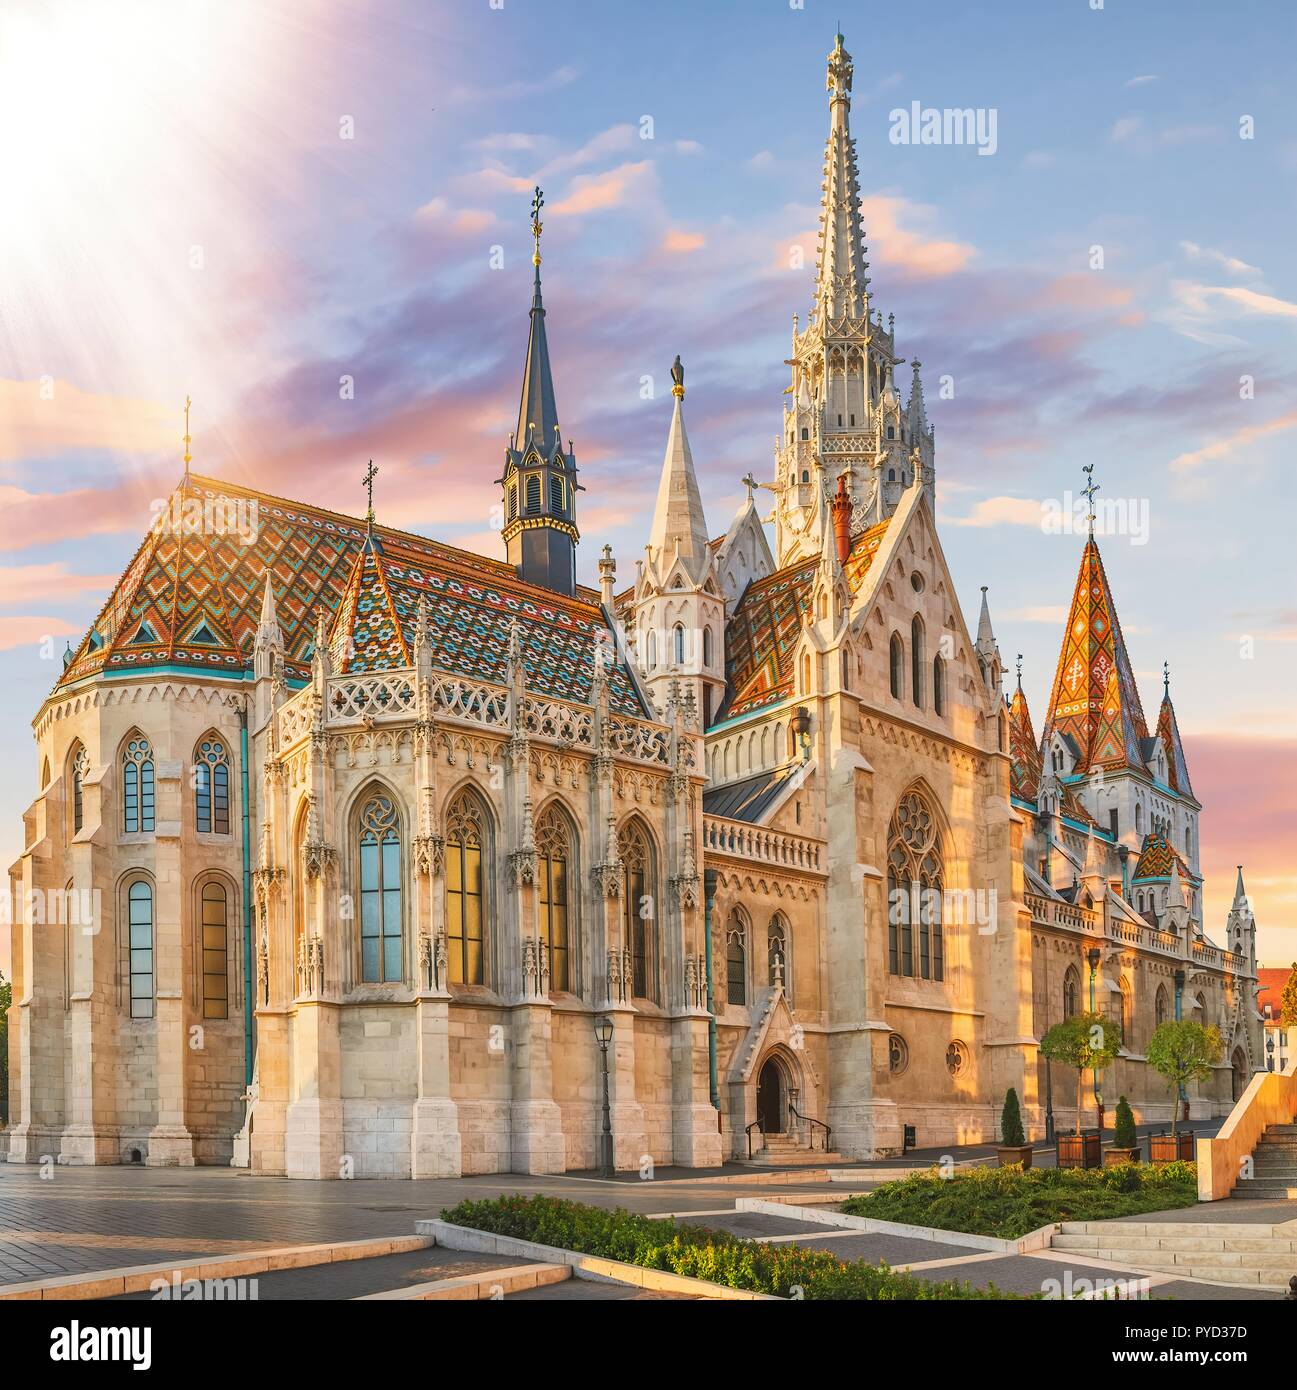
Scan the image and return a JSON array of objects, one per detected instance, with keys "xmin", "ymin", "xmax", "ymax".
[
  {"xmin": 531, "ymin": 185, "xmax": 544, "ymax": 266},
  {"xmin": 183, "ymin": 396, "xmax": 192, "ymax": 470},
  {"xmin": 363, "ymin": 459, "xmax": 378, "ymax": 522}
]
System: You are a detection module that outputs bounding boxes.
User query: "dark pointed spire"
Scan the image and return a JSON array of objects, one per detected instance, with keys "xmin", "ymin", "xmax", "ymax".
[{"xmin": 514, "ymin": 185, "xmax": 563, "ymax": 461}]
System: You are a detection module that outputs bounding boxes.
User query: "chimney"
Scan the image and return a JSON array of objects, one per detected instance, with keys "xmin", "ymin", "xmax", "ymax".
[{"xmin": 831, "ymin": 474, "xmax": 852, "ymax": 565}]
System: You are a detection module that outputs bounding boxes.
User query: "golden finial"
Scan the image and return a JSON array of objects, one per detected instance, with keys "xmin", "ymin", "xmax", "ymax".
[
  {"xmin": 530, "ymin": 185, "xmax": 544, "ymax": 268},
  {"xmin": 362, "ymin": 458, "xmax": 378, "ymax": 529},
  {"xmin": 182, "ymin": 395, "xmax": 192, "ymax": 476},
  {"xmin": 670, "ymin": 355, "xmax": 685, "ymax": 400}
]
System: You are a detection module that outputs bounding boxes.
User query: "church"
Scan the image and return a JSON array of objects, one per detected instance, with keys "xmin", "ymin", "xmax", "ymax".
[{"xmin": 4, "ymin": 35, "xmax": 1260, "ymax": 1177}]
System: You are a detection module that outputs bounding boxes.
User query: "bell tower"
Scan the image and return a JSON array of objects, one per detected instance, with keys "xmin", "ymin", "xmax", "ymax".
[{"xmin": 500, "ymin": 186, "xmax": 580, "ymax": 595}]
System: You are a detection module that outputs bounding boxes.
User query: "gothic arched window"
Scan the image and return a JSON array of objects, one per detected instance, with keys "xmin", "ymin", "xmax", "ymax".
[
  {"xmin": 1063, "ymin": 965, "xmax": 1080, "ymax": 1019},
  {"xmin": 536, "ymin": 806, "xmax": 572, "ymax": 993},
  {"xmin": 126, "ymin": 879, "xmax": 154, "ymax": 1018},
  {"xmin": 620, "ymin": 819, "xmax": 656, "ymax": 1002},
  {"xmin": 673, "ymin": 624, "xmax": 686, "ymax": 666},
  {"xmin": 1155, "ymin": 983, "xmax": 1169, "ymax": 1027},
  {"xmin": 70, "ymin": 743, "xmax": 88, "ymax": 835},
  {"xmin": 645, "ymin": 627, "xmax": 658, "ymax": 669},
  {"xmin": 122, "ymin": 734, "xmax": 155, "ymax": 834},
  {"xmin": 703, "ymin": 626, "xmax": 713, "ymax": 668},
  {"xmin": 725, "ymin": 913, "xmax": 747, "ymax": 1006},
  {"xmin": 200, "ymin": 881, "xmax": 229, "ymax": 1019},
  {"xmin": 194, "ymin": 737, "xmax": 231, "ymax": 834},
  {"xmin": 768, "ymin": 915, "xmax": 790, "ymax": 1001},
  {"xmin": 910, "ymin": 616, "xmax": 925, "ymax": 708},
  {"xmin": 889, "ymin": 634, "xmax": 904, "ymax": 700},
  {"xmin": 358, "ymin": 791, "xmax": 403, "ymax": 983},
  {"xmin": 446, "ymin": 791, "xmax": 487, "ymax": 986},
  {"xmin": 933, "ymin": 656, "xmax": 946, "ymax": 716},
  {"xmin": 886, "ymin": 789, "xmax": 944, "ymax": 980}
]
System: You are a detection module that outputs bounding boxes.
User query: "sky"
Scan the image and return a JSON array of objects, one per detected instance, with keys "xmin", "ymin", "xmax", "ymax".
[{"xmin": 0, "ymin": 0, "xmax": 1294, "ymax": 969}]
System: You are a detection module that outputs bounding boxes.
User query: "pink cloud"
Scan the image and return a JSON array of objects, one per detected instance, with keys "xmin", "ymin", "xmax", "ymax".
[
  {"xmin": 549, "ymin": 161, "xmax": 654, "ymax": 216},
  {"xmin": 0, "ymin": 380, "xmax": 176, "ymax": 463},
  {"xmin": 0, "ymin": 615, "xmax": 79, "ymax": 653},
  {"xmin": 662, "ymin": 228, "xmax": 706, "ymax": 254}
]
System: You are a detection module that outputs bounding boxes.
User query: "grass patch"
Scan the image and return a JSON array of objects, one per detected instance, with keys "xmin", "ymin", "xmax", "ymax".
[
  {"xmin": 439, "ymin": 1194, "xmax": 1029, "ymax": 1299},
  {"xmin": 841, "ymin": 1160, "xmax": 1199, "ymax": 1240}
]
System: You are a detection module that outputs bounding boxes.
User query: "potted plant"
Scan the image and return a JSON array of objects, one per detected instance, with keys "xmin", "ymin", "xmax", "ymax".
[
  {"xmin": 1104, "ymin": 1095, "xmax": 1140, "ymax": 1166},
  {"xmin": 1146, "ymin": 1020, "xmax": 1223, "ymax": 1162},
  {"xmin": 996, "ymin": 1087, "xmax": 1032, "ymax": 1168},
  {"xmin": 1040, "ymin": 1012, "xmax": 1121, "ymax": 1169}
]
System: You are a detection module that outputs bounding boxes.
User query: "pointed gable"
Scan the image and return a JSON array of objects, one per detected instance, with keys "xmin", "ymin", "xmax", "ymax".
[
  {"xmin": 1042, "ymin": 537, "xmax": 1149, "ymax": 774},
  {"xmin": 721, "ymin": 557, "xmax": 817, "ymax": 720},
  {"xmin": 1156, "ymin": 693, "xmax": 1194, "ymax": 799},
  {"xmin": 1008, "ymin": 685, "xmax": 1042, "ymax": 802}
]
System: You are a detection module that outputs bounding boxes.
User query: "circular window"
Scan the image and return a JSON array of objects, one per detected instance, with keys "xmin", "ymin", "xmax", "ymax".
[
  {"xmin": 910, "ymin": 572, "xmax": 924, "ymax": 593},
  {"xmin": 888, "ymin": 1033, "xmax": 909, "ymax": 1075},
  {"xmin": 945, "ymin": 1041, "xmax": 969, "ymax": 1077}
]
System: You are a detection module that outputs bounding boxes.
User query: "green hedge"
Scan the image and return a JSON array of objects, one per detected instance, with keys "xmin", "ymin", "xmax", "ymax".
[
  {"xmin": 842, "ymin": 1161, "xmax": 1198, "ymax": 1239},
  {"xmin": 439, "ymin": 1194, "xmax": 1027, "ymax": 1300}
]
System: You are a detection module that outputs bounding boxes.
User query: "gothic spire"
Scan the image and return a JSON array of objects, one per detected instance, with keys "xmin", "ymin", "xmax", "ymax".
[
  {"xmin": 647, "ymin": 356, "xmax": 710, "ymax": 580},
  {"xmin": 513, "ymin": 186, "xmax": 564, "ymax": 461},
  {"xmin": 815, "ymin": 32, "xmax": 869, "ymax": 323}
]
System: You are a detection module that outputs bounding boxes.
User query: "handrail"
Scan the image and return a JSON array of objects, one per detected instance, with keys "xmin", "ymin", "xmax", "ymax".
[
  {"xmin": 745, "ymin": 1119, "xmax": 764, "ymax": 1159},
  {"xmin": 789, "ymin": 1104, "xmax": 831, "ymax": 1152}
]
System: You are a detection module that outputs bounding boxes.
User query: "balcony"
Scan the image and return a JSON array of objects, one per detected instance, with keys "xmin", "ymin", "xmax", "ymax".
[{"xmin": 702, "ymin": 815, "xmax": 825, "ymax": 876}]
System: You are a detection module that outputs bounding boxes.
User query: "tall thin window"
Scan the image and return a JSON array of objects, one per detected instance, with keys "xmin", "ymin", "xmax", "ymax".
[
  {"xmin": 525, "ymin": 474, "xmax": 542, "ymax": 512},
  {"xmin": 195, "ymin": 738, "xmax": 231, "ymax": 834},
  {"xmin": 445, "ymin": 791, "xmax": 486, "ymax": 985},
  {"xmin": 127, "ymin": 880, "xmax": 154, "ymax": 1019},
  {"xmin": 911, "ymin": 616, "xmax": 924, "ymax": 708},
  {"xmin": 549, "ymin": 475, "xmax": 564, "ymax": 514},
  {"xmin": 536, "ymin": 807, "xmax": 571, "ymax": 993},
  {"xmin": 1155, "ymin": 983, "xmax": 1169, "ymax": 1027},
  {"xmin": 889, "ymin": 634, "xmax": 904, "ymax": 699},
  {"xmin": 703, "ymin": 626, "xmax": 713, "ymax": 667},
  {"xmin": 933, "ymin": 656, "xmax": 946, "ymax": 716},
  {"xmin": 71, "ymin": 744, "xmax": 88, "ymax": 834},
  {"xmin": 122, "ymin": 735, "xmax": 154, "ymax": 833},
  {"xmin": 1063, "ymin": 965, "xmax": 1080, "ymax": 1019},
  {"xmin": 725, "ymin": 914, "xmax": 747, "ymax": 1006},
  {"xmin": 620, "ymin": 820, "xmax": 655, "ymax": 1001},
  {"xmin": 358, "ymin": 792, "xmax": 403, "ymax": 983},
  {"xmin": 646, "ymin": 628, "xmax": 657, "ymax": 669},
  {"xmin": 768, "ymin": 916, "xmax": 789, "ymax": 1000},
  {"xmin": 201, "ymin": 881, "xmax": 229, "ymax": 1019},
  {"xmin": 886, "ymin": 790, "xmax": 944, "ymax": 980},
  {"xmin": 673, "ymin": 624, "xmax": 685, "ymax": 666}
]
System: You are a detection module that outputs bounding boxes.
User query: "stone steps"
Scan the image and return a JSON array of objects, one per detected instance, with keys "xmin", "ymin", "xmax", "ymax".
[
  {"xmin": 744, "ymin": 1149, "xmax": 844, "ymax": 1167},
  {"xmin": 1053, "ymin": 1232, "xmax": 1297, "ymax": 1254}
]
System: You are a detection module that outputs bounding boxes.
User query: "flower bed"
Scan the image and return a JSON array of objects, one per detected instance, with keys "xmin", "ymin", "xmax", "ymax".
[
  {"xmin": 439, "ymin": 1194, "xmax": 1026, "ymax": 1300},
  {"xmin": 841, "ymin": 1160, "xmax": 1198, "ymax": 1240}
]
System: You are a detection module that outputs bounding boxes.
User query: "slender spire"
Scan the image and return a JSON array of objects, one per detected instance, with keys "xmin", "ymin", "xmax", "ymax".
[
  {"xmin": 647, "ymin": 356, "xmax": 710, "ymax": 579},
  {"xmin": 1015, "ymin": 651, "xmax": 1023, "ymax": 691},
  {"xmin": 1233, "ymin": 865, "xmax": 1247, "ymax": 908},
  {"xmin": 259, "ymin": 575, "xmax": 277, "ymax": 628},
  {"xmin": 815, "ymin": 32, "xmax": 869, "ymax": 322},
  {"xmin": 182, "ymin": 395, "xmax": 192, "ymax": 484},
  {"xmin": 976, "ymin": 586, "xmax": 995, "ymax": 645},
  {"xmin": 514, "ymin": 185, "xmax": 562, "ymax": 460},
  {"xmin": 907, "ymin": 359, "xmax": 929, "ymax": 437}
]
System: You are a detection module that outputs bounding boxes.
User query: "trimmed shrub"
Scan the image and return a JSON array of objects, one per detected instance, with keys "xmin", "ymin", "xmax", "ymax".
[
  {"xmin": 1114, "ymin": 1095, "xmax": 1137, "ymax": 1151},
  {"xmin": 439, "ymin": 1194, "xmax": 1026, "ymax": 1300},
  {"xmin": 1000, "ymin": 1087, "xmax": 1025, "ymax": 1147},
  {"xmin": 841, "ymin": 1161, "xmax": 1197, "ymax": 1239}
]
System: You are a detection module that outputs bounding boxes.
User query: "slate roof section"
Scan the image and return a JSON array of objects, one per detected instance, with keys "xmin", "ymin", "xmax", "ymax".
[{"xmin": 702, "ymin": 764, "xmax": 802, "ymax": 823}]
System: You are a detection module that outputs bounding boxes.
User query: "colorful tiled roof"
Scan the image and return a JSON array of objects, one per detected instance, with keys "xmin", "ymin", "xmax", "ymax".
[
  {"xmin": 1156, "ymin": 693, "xmax": 1194, "ymax": 799},
  {"xmin": 1041, "ymin": 536, "xmax": 1149, "ymax": 774},
  {"xmin": 1131, "ymin": 832, "xmax": 1199, "ymax": 884},
  {"xmin": 56, "ymin": 474, "xmax": 644, "ymax": 717},
  {"xmin": 718, "ymin": 519, "xmax": 889, "ymax": 723},
  {"xmin": 1007, "ymin": 682, "xmax": 1097, "ymax": 827}
]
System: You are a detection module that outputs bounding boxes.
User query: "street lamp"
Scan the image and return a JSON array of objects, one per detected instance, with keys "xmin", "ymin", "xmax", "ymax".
[
  {"xmin": 594, "ymin": 1015, "xmax": 615, "ymax": 1179},
  {"xmin": 792, "ymin": 706, "xmax": 812, "ymax": 762},
  {"xmin": 1174, "ymin": 968, "xmax": 1187, "ymax": 1117},
  {"xmin": 1086, "ymin": 947, "xmax": 1103, "ymax": 1132}
]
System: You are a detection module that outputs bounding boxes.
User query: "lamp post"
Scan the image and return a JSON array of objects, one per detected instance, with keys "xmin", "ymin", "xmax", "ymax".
[
  {"xmin": 792, "ymin": 705, "xmax": 812, "ymax": 763},
  {"xmin": 594, "ymin": 1016, "xmax": 614, "ymax": 1179},
  {"xmin": 1174, "ymin": 967, "xmax": 1187, "ymax": 1117},
  {"xmin": 1087, "ymin": 946, "xmax": 1103, "ymax": 1132}
]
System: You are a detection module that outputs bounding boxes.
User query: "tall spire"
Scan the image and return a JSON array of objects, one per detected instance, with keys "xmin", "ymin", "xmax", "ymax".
[
  {"xmin": 647, "ymin": 356, "xmax": 710, "ymax": 580},
  {"xmin": 1042, "ymin": 536, "xmax": 1149, "ymax": 774},
  {"xmin": 1155, "ymin": 662, "xmax": 1195, "ymax": 798},
  {"xmin": 501, "ymin": 186, "xmax": 579, "ymax": 596},
  {"xmin": 815, "ymin": 32, "xmax": 869, "ymax": 323}
]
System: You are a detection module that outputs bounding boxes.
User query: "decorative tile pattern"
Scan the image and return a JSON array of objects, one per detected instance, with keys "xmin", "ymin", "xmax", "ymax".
[{"xmin": 1132, "ymin": 832, "xmax": 1199, "ymax": 884}]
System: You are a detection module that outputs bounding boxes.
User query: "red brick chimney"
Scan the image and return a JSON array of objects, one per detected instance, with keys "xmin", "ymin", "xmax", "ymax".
[{"xmin": 831, "ymin": 474, "xmax": 852, "ymax": 565}]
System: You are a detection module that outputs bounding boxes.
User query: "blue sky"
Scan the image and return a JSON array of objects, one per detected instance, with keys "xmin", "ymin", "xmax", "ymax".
[{"xmin": 0, "ymin": 0, "xmax": 1294, "ymax": 962}]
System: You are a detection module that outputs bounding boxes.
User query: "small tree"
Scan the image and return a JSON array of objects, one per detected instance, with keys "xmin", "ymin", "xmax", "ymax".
[
  {"xmin": 1280, "ymin": 963, "xmax": 1297, "ymax": 1030},
  {"xmin": 1146, "ymin": 1020, "xmax": 1224, "ymax": 1138},
  {"xmin": 1000, "ymin": 1087, "xmax": 1024, "ymax": 1147},
  {"xmin": 1114, "ymin": 1095, "xmax": 1137, "ymax": 1151},
  {"xmin": 1039, "ymin": 1012, "xmax": 1122, "ymax": 1136}
]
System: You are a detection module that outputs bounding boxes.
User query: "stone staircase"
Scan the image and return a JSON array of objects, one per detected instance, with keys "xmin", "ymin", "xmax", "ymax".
[
  {"xmin": 1051, "ymin": 1221, "xmax": 1297, "ymax": 1291},
  {"xmin": 1233, "ymin": 1123, "xmax": 1297, "ymax": 1199},
  {"xmin": 745, "ymin": 1132, "xmax": 844, "ymax": 1167}
]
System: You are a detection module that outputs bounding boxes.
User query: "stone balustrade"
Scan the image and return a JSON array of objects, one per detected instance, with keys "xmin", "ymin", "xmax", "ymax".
[{"xmin": 702, "ymin": 815, "xmax": 825, "ymax": 875}]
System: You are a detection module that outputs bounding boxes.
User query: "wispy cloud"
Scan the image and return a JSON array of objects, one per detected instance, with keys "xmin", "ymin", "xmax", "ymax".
[
  {"xmin": 947, "ymin": 496, "xmax": 1042, "ymax": 528},
  {"xmin": 1170, "ymin": 409, "xmax": 1297, "ymax": 474}
]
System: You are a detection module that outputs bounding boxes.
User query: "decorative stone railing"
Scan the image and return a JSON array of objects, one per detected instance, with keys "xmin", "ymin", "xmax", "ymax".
[
  {"xmin": 1025, "ymin": 892, "xmax": 1098, "ymax": 935},
  {"xmin": 275, "ymin": 667, "xmax": 685, "ymax": 770},
  {"xmin": 702, "ymin": 816, "xmax": 825, "ymax": 875}
]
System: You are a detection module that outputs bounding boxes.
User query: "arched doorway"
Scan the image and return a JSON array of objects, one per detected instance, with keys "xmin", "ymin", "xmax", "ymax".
[
  {"xmin": 1231, "ymin": 1049, "xmax": 1248, "ymax": 1102},
  {"xmin": 756, "ymin": 1057, "xmax": 784, "ymax": 1134}
]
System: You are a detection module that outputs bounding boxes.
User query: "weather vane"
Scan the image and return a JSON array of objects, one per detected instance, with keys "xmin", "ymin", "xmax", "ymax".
[
  {"xmin": 363, "ymin": 459, "xmax": 378, "ymax": 527},
  {"xmin": 1081, "ymin": 462, "xmax": 1099, "ymax": 535},
  {"xmin": 530, "ymin": 185, "xmax": 544, "ymax": 267},
  {"xmin": 182, "ymin": 395, "xmax": 192, "ymax": 479},
  {"xmin": 1163, "ymin": 659, "xmax": 1170, "ymax": 698},
  {"xmin": 1016, "ymin": 652, "xmax": 1023, "ymax": 688}
]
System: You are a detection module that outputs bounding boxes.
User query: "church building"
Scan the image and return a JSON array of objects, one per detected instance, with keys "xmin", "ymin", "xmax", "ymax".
[{"xmin": 5, "ymin": 35, "xmax": 1259, "ymax": 1176}]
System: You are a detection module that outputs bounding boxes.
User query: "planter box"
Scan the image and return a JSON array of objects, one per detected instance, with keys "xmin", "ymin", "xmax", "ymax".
[
  {"xmin": 1149, "ymin": 1131, "xmax": 1194, "ymax": 1163},
  {"xmin": 996, "ymin": 1145, "xmax": 1034, "ymax": 1169},
  {"xmin": 1103, "ymin": 1147, "xmax": 1141, "ymax": 1167},
  {"xmin": 1056, "ymin": 1131, "xmax": 1102, "ymax": 1169}
]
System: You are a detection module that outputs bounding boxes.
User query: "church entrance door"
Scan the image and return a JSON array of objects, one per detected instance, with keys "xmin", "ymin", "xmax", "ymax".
[{"xmin": 756, "ymin": 1058, "xmax": 784, "ymax": 1134}]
